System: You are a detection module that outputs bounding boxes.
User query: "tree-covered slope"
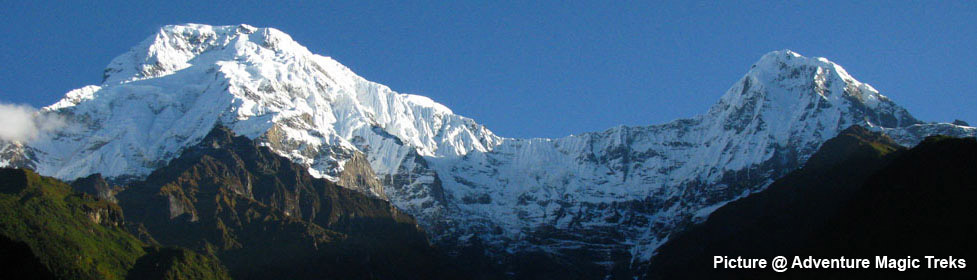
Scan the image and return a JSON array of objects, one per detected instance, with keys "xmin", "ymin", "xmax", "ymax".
[{"xmin": 0, "ymin": 168, "xmax": 229, "ymax": 280}]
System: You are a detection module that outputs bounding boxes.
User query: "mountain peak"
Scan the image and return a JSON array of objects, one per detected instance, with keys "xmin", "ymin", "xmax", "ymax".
[
  {"xmin": 33, "ymin": 23, "xmax": 500, "ymax": 181},
  {"xmin": 711, "ymin": 50, "xmax": 919, "ymax": 134},
  {"xmin": 750, "ymin": 50, "xmax": 853, "ymax": 82},
  {"xmin": 101, "ymin": 23, "xmax": 308, "ymax": 85},
  {"xmin": 755, "ymin": 49, "xmax": 803, "ymax": 63}
]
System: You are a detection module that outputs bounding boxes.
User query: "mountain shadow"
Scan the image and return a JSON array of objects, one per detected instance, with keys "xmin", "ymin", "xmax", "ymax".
[{"xmin": 646, "ymin": 126, "xmax": 977, "ymax": 279}]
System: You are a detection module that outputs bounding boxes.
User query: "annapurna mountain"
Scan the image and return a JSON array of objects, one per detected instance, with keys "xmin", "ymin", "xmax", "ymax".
[{"xmin": 1, "ymin": 24, "xmax": 974, "ymax": 275}]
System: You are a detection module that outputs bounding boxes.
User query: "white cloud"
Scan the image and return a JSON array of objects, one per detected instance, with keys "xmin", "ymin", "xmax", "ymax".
[{"xmin": 0, "ymin": 103, "xmax": 66, "ymax": 143}]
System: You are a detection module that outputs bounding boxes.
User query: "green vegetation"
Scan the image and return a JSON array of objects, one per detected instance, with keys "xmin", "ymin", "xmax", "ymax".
[
  {"xmin": 0, "ymin": 168, "xmax": 229, "ymax": 280},
  {"xmin": 0, "ymin": 168, "xmax": 143, "ymax": 279},
  {"xmin": 127, "ymin": 247, "xmax": 231, "ymax": 280}
]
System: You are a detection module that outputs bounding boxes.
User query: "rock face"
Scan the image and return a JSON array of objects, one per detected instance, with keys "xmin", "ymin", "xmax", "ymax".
[
  {"xmin": 1, "ymin": 24, "xmax": 975, "ymax": 277},
  {"xmin": 117, "ymin": 125, "xmax": 458, "ymax": 279},
  {"xmin": 0, "ymin": 141, "xmax": 37, "ymax": 170},
  {"xmin": 337, "ymin": 152, "xmax": 386, "ymax": 199},
  {"xmin": 70, "ymin": 173, "xmax": 122, "ymax": 203}
]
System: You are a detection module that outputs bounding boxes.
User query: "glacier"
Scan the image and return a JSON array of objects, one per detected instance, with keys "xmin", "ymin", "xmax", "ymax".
[{"xmin": 2, "ymin": 24, "xmax": 974, "ymax": 273}]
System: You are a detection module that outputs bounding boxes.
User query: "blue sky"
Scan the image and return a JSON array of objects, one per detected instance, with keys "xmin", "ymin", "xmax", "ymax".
[{"xmin": 1, "ymin": 1, "xmax": 974, "ymax": 138}]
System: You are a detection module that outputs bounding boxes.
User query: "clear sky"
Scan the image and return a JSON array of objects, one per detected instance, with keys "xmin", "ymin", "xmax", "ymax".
[{"xmin": 1, "ymin": 1, "xmax": 974, "ymax": 138}]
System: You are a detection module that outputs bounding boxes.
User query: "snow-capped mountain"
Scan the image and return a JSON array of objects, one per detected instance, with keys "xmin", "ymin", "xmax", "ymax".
[
  {"xmin": 2, "ymin": 24, "xmax": 974, "ymax": 274},
  {"xmin": 425, "ymin": 50, "xmax": 974, "ymax": 269},
  {"xmin": 25, "ymin": 24, "xmax": 501, "ymax": 205}
]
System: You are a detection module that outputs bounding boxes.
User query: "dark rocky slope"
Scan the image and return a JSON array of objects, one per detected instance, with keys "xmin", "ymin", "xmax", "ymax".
[
  {"xmin": 646, "ymin": 126, "xmax": 977, "ymax": 279},
  {"xmin": 117, "ymin": 125, "xmax": 476, "ymax": 279}
]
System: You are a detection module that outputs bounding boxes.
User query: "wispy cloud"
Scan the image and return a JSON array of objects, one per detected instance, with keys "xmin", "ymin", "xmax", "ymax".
[{"xmin": 0, "ymin": 103, "xmax": 65, "ymax": 143}]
